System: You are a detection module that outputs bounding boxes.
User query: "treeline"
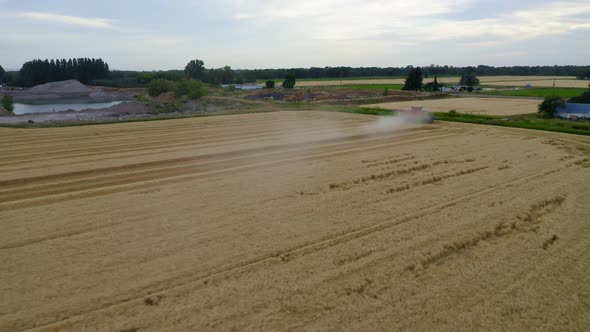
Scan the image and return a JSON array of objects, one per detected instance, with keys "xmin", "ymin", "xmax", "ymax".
[
  {"xmin": 17, "ymin": 58, "xmax": 109, "ymax": 86},
  {"xmin": 0, "ymin": 64, "xmax": 5, "ymax": 83},
  {"xmin": 235, "ymin": 65, "xmax": 590, "ymax": 80},
  {"xmin": 97, "ymin": 64, "xmax": 590, "ymax": 88},
  {"xmin": 90, "ymin": 64, "xmax": 590, "ymax": 89},
  {"xmin": 4, "ymin": 60, "xmax": 590, "ymax": 88},
  {"xmin": 92, "ymin": 66, "xmax": 238, "ymax": 88}
]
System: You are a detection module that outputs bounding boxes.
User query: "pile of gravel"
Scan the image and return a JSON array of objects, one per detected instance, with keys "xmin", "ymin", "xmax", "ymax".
[{"xmin": 28, "ymin": 80, "xmax": 94, "ymax": 97}]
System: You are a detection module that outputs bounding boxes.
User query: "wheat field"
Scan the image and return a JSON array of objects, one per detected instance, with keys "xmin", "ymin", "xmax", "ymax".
[{"xmin": 1, "ymin": 111, "xmax": 589, "ymax": 331}]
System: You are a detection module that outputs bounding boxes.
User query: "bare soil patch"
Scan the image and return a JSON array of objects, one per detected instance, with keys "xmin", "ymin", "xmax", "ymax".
[{"xmin": 244, "ymin": 87, "xmax": 426, "ymax": 103}]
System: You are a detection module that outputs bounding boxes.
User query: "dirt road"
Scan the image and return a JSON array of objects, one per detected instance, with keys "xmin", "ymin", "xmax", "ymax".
[{"xmin": 1, "ymin": 111, "xmax": 589, "ymax": 331}]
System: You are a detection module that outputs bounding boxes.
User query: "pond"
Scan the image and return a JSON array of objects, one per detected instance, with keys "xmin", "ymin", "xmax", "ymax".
[{"xmin": 13, "ymin": 101, "xmax": 123, "ymax": 115}]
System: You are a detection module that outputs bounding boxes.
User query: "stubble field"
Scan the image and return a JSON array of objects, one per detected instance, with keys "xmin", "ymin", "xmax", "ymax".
[
  {"xmin": 1, "ymin": 111, "xmax": 590, "ymax": 331},
  {"xmin": 365, "ymin": 97, "xmax": 541, "ymax": 116}
]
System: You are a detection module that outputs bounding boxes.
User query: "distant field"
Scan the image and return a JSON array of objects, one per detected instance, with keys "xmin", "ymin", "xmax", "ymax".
[
  {"xmin": 486, "ymin": 80, "xmax": 590, "ymax": 88},
  {"xmin": 297, "ymin": 79, "xmax": 406, "ymax": 87},
  {"xmin": 257, "ymin": 76, "xmax": 405, "ymax": 83},
  {"xmin": 295, "ymin": 77, "xmax": 461, "ymax": 87},
  {"xmin": 265, "ymin": 75, "xmax": 576, "ymax": 83},
  {"xmin": 338, "ymin": 84, "xmax": 405, "ymax": 90},
  {"xmin": 478, "ymin": 76, "xmax": 577, "ymax": 82},
  {"xmin": 364, "ymin": 97, "xmax": 540, "ymax": 116},
  {"xmin": 258, "ymin": 76, "xmax": 588, "ymax": 86},
  {"xmin": 479, "ymin": 87, "xmax": 588, "ymax": 99},
  {"xmin": 260, "ymin": 77, "xmax": 460, "ymax": 86},
  {"xmin": 260, "ymin": 76, "xmax": 584, "ymax": 88},
  {"xmin": 296, "ymin": 76, "xmax": 406, "ymax": 82},
  {"xmin": 256, "ymin": 76, "xmax": 405, "ymax": 83}
]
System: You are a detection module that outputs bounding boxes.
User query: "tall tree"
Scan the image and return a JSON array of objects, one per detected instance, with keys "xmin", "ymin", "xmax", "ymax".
[
  {"xmin": 569, "ymin": 90, "xmax": 590, "ymax": 104},
  {"xmin": 0, "ymin": 64, "xmax": 5, "ymax": 82},
  {"xmin": 432, "ymin": 76, "xmax": 440, "ymax": 91},
  {"xmin": 221, "ymin": 66, "xmax": 234, "ymax": 84},
  {"xmin": 1, "ymin": 95, "xmax": 14, "ymax": 113},
  {"xmin": 460, "ymin": 66, "xmax": 480, "ymax": 87},
  {"xmin": 538, "ymin": 96, "xmax": 565, "ymax": 118},
  {"xmin": 18, "ymin": 58, "xmax": 110, "ymax": 86},
  {"xmin": 282, "ymin": 72, "xmax": 296, "ymax": 89},
  {"xmin": 185, "ymin": 59, "xmax": 205, "ymax": 80},
  {"xmin": 402, "ymin": 67, "xmax": 423, "ymax": 91},
  {"xmin": 424, "ymin": 76, "xmax": 441, "ymax": 92}
]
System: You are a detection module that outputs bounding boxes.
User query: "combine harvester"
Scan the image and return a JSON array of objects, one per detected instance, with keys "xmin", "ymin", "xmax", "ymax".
[{"xmin": 396, "ymin": 106, "xmax": 434, "ymax": 124}]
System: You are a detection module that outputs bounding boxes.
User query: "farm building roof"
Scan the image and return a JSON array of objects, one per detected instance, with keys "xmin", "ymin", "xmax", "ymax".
[{"xmin": 558, "ymin": 103, "xmax": 590, "ymax": 114}]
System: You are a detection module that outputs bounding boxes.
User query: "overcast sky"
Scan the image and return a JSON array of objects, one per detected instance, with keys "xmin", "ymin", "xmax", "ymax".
[{"xmin": 1, "ymin": 0, "xmax": 589, "ymax": 71}]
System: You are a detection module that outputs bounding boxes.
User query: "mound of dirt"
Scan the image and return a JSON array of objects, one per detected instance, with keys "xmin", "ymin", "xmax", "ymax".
[
  {"xmin": 99, "ymin": 101, "xmax": 147, "ymax": 114},
  {"xmin": 285, "ymin": 92, "xmax": 305, "ymax": 102},
  {"xmin": 245, "ymin": 91, "xmax": 288, "ymax": 101},
  {"xmin": 28, "ymin": 80, "xmax": 94, "ymax": 96},
  {"xmin": 0, "ymin": 105, "xmax": 11, "ymax": 116},
  {"xmin": 157, "ymin": 92, "xmax": 176, "ymax": 103}
]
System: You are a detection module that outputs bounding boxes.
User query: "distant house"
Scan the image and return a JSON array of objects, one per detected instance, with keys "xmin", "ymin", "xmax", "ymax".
[
  {"xmin": 440, "ymin": 86, "xmax": 464, "ymax": 93},
  {"xmin": 556, "ymin": 103, "xmax": 590, "ymax": 120}
]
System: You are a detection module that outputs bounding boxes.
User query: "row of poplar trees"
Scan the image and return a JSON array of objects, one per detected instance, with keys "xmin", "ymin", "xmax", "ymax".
[{"xmin": 19, "ymin": 58, "xmax": 110, "ymax": 86}]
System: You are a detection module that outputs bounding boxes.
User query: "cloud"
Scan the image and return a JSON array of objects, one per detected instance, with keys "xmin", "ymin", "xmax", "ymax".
[
  {"xmin": 223, "ymin": 0, "xmax": 472, "ymax": 45},
  {"xmin": 230, "ymin": 0, "xmax": 471, "ymax": 21},
  {"xmin": 411, "ymin": 1, "xmax": 590, "ymax": 43},
  {"xmin": 2, "ymin": 0, "xmax": 589, "ymax": 69},
  {"xmin": 226, "ymin": 0, "xmax": 590, "ymax": 44},
  {"xmin": 115, "ymin": 35, "xmax": 186, "ymax": 49},
  {"xmin": 18, "ymin": 12, "xmax": 116, "ymax": 28},
  {"xmin": 2, "ymin": 32, "xmax": 81, "ymax": 42}
]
